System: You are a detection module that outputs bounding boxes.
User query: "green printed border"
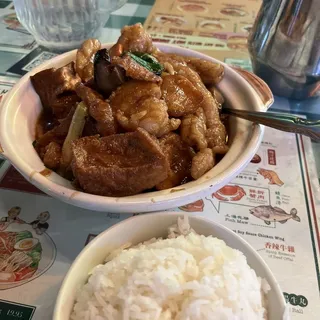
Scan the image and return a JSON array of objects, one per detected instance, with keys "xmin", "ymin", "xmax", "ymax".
[{"xmin": 296, "ymin": 134, "xmax": 320, "ymax": 292}]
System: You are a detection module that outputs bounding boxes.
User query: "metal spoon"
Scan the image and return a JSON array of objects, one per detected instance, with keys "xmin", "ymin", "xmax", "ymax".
[{"xmin": 223, "ymin": 108, "xmax": 320, "ymax": 142}]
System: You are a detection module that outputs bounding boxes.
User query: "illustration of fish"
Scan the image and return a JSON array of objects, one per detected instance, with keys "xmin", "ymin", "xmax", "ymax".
[
  {"xmin": 249, "ymin": 206, "xmax": 300, "ymax": 225},
  {"xmin": 257, "ymin": 168, "xmax": 284, "ymax": 186}
]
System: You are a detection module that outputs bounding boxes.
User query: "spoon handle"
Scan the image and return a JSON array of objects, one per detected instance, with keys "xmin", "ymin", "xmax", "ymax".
[{"xmin": 223, "ymin": 108, "xmax": 320, "ymax": 142}]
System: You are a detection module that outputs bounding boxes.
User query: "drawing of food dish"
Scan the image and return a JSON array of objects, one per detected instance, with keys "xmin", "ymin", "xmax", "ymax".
[
  {"xmin": 249, "ymin": 206, "xmax": 300, "ymax": 225},
  {"xmin": 0, "ymin": 223, "xmax": 56, "ymax": 290},
  {"xmin": 155, "ymin": 15, "xmax": 186, "ymax": 26},
  {"xmin": 177, "ymin": 4, "xmax": 208, "ymax": 13},
  {"xmin": 257, "ymin": 168, "xmax": 284, "ymax": 186},
  {"xmin": 1, "ymin": 13, "xmax": 29, "ymax": 34},
  {"xmin": 250, "ymin": 153, "xmax": 261, "ymax": 163},
  {"xmin": 227, "ymin": 35, "xmax": 248, "ymax": 51},
  {"xmin": 220, "ymin": 7, "xmax": 248, "ymax": 17},
  {"xmin": 179, "ymin": 199, "xmax": 204, "ymax": 212},
  {"xmin": 199, "ymin": 20, "xmax": 224, "ymax": 31},
  {"xmin": 213, "ymin": 185, "xmax": 246, "ymax": 201}
]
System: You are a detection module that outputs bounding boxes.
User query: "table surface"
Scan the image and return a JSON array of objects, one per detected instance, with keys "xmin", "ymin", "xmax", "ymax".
[{"xmin": 0, "ymin": 0, "xmax": 319, "ymax": 319}]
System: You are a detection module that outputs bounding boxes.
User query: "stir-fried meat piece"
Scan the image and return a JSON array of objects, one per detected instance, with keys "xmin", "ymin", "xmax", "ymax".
[
  {"xmin": 163, "ymin": 62, "xmax": 175, "ymax": 75},
  {"xmin": 156, "ymin": 133, "xmax": 194, "ymax": 190},
  {"xmin": 206, "ymin": 124, "xmax": 228, "ymax": 149},
  {"xmin": 110, "ymin": 80, "xmax": 161, "ymax": 113},
  {"xmin": 180, "ymin": 108, "xmax": 207, "ymax": 150},
  {"xmin": 110, "ymin": 80, "xmax": 179, "ymax": 137},
  {"xmin": 175, "ymin": 65, "xmax": 220, "ymax": 128},
  {"xmin": 82, "ymin": 117, "xmax": 99, "ymax": 137},
  {"xmin": 155, "ymin": 52, "xmax": 224, "ymax": 85},
  {"xmin": 116, "ymin": 96, "xmax": 180, "ymax": 137},
  {"xmin": 161, "ymin": 75, "xmax": 203, "ymax": 117},
  {"xmin": 50, "ymin": 94, "xmax": 80, "ymax": 119},
  {"xmin": 109, "ymin": 43, "xmax": 123, "ymax": 58},
  {"xmin": 71, "ymin": 128, "xmax": 169, "ymax": 196},
  {"xmin": 36, "ymin": 106, "xmax": 76, "ymax": 147},
  {"xmin": 112, "ymin": 54, "xmax": 162, "ymax": 83},
  {"xmin": 186, "ymin": 57, "xmax": 224, "ymax": 85},
  {"xmin": 43, "ymin": 142, "xmax": 61, "ymax": 170},
  {"xmin": 75, "ymin": 84, "xmax": 117, "ymax": 136},
  {"xmin": 191, "ymin": 148, "xmax": 215, "ymax": 180},
  {"xmin": 30, "ymin": 62, "xmax": 81, "ymax": 118},
  {"xmin": 154, "ymin": 52, "xmax": 187, "ymax": 66},
  {"xmin": 75, "ymin": 38, "xmax": 101, "ymax": 82},
  {"xmin": 208, "ymin": 85, "xmax": 224, "ymax": 107},
  {"xmin": 212, "ymin": 144, "xmax": 229, "ymax": 155},
  {"xmin": 115, "ymin": 23, "xmax": 155, "ymax": 54},
  {"xmin": 155, "ymin": 52, "xmax": 226, "ymax": 143}
]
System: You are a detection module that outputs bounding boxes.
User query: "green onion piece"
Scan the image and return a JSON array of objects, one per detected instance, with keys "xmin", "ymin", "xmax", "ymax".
[
  {"xmin": 61, "ymin": 101, "xmax": 88, "ymax": 168},
  {"xmin": 127, "ymin": 52, "xmax": 164, "ymax": 76}
]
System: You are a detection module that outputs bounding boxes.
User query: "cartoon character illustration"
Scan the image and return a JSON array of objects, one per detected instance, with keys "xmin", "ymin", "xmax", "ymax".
[
  {"xmin": 249, "ymin": 206, "xmax": 300, "ymax": 225},
  {"xmin": 257, "ymin": 168, "xmax": 284, "ymax": 186},
  {"xmin": 30, "ymin": 211, "xmax": 50, "ymax": 235},
  {"xmin": 213, "ymin": 185, "xmax": 246, "ymax": 201},
  {"xmin": 179, "ymin": 199, "xmax": 204, "ymax": 212},
  {"xmin": 0, "ymin": 207, "xmax": 26, "ymax": 231}
]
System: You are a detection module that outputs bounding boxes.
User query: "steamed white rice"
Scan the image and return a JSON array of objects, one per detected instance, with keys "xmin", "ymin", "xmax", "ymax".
[{"xmin": 71, "ymin": 217, "xmax": 270, "ymax": 320}]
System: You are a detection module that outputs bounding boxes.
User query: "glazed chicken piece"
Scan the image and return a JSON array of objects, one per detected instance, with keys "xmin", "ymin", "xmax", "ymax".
[
  {"xmin": 156, "ymin": 133, "xmax": 194, "ymax": 190},
  {"xmin": 208, "ymin": 85, "xmax": 224, "ymax": 106},
  {"xmin": 155, "ymin": 52, "xmax": 226, "ymax": 148},
  {"xmin": 186, "ymin": 57, "xmax": 224, "ymax": 85},
  {"xmin": 115, "ymin": 23, "xmax": 155, "ymax": 53},
  {"xmin": 36, "ymin": 106, "xmax": 76, "ymax": 147},
  {"xmin": 30, "ymin": 62, "xmax": 81, "ymax": 119},
  {"xmin": 154, "ymin": 52, "xmax": 187, "ymax": 66},
  {"xmin": 206, "ymin": 124, "xmax": 228, "ymax": 150},
  {"xmin": 43, "ymin": 142, "xmax": 61, "ymax": 170},
  {"xmin": 110, "ymin": 80, "xmax": 161, "ymax": 110},
  {"xmin": 155, "ymin": 52, "xmax": 224, "ymax": 84},
  {"xmin": 175, "ymin": 65, "xmax": 221, "ymax": 127},
  {"xmin": 180, "ymin": 108, "xmax": 207, "ymax": 150},
  {"xmin": 161, "ymin": 75, "xmax": 203, "ymax": 117},
  {"xmin": 112, "ymin": 54, "xmax": 162, "ymax": 83},
  {"xmin": 191, "ymin": 148, "xmax": 215, "ymax": 180},
  {"xmin": 75, "ymin": 38, "xmax": 101, "ymax": 82},
  {"xmin": 75, "ymin": 84, "xmax": 117, "ymax": 136},
  {"xmin": 110, "ymin": 80, "xmax": 180, "ymax": 137},
  {"xmin": 116, "ymin": 96, "xmax": 180, "ymax": 137},
  {"xmin": 71, "ymin": 128, "xmax": 169, "ymax": 196}
]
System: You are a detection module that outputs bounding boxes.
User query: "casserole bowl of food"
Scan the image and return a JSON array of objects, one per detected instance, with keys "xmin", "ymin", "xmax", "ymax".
[
  {"xmin": 53, "ymin": 212, "xmax": 287, "ymax": 319},
  {"xmin": 0, "ymin": 24, "xmax": 273, "ymax": 213}
]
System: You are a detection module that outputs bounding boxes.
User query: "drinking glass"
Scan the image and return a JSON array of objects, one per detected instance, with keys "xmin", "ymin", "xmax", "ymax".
[{"xmin": 13, "ymin": 0, "xmax": 127, "ymax": 52}]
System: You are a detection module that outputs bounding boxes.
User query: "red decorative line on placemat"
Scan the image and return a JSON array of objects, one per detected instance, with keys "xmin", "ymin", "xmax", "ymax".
[{"xmin": 300, "ymin": 136, "xmax": 320, "ymax": 253}]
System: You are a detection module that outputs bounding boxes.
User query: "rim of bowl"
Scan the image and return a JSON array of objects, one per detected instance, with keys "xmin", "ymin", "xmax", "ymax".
[
  {"xmin": 53, "ymin": 211, "xmax": 286, "ymax": 318},
  {"xmin": 0, "ymin": 43, "xmax": 266, "ymax": 210}
]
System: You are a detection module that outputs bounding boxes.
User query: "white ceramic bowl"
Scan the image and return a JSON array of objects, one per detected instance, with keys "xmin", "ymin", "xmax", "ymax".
[
  {"xmin": 0, "ymin": 44, "xmax": 273, "ymax": 213},
  {"xmin": 53, "ymin": 212, "xmax": 287, "ymax": 320}
]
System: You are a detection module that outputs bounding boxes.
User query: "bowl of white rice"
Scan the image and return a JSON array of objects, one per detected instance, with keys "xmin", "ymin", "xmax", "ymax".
[{"xmin": 53, "ymin": 212, "xmax": 288, "ymax": 320}]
